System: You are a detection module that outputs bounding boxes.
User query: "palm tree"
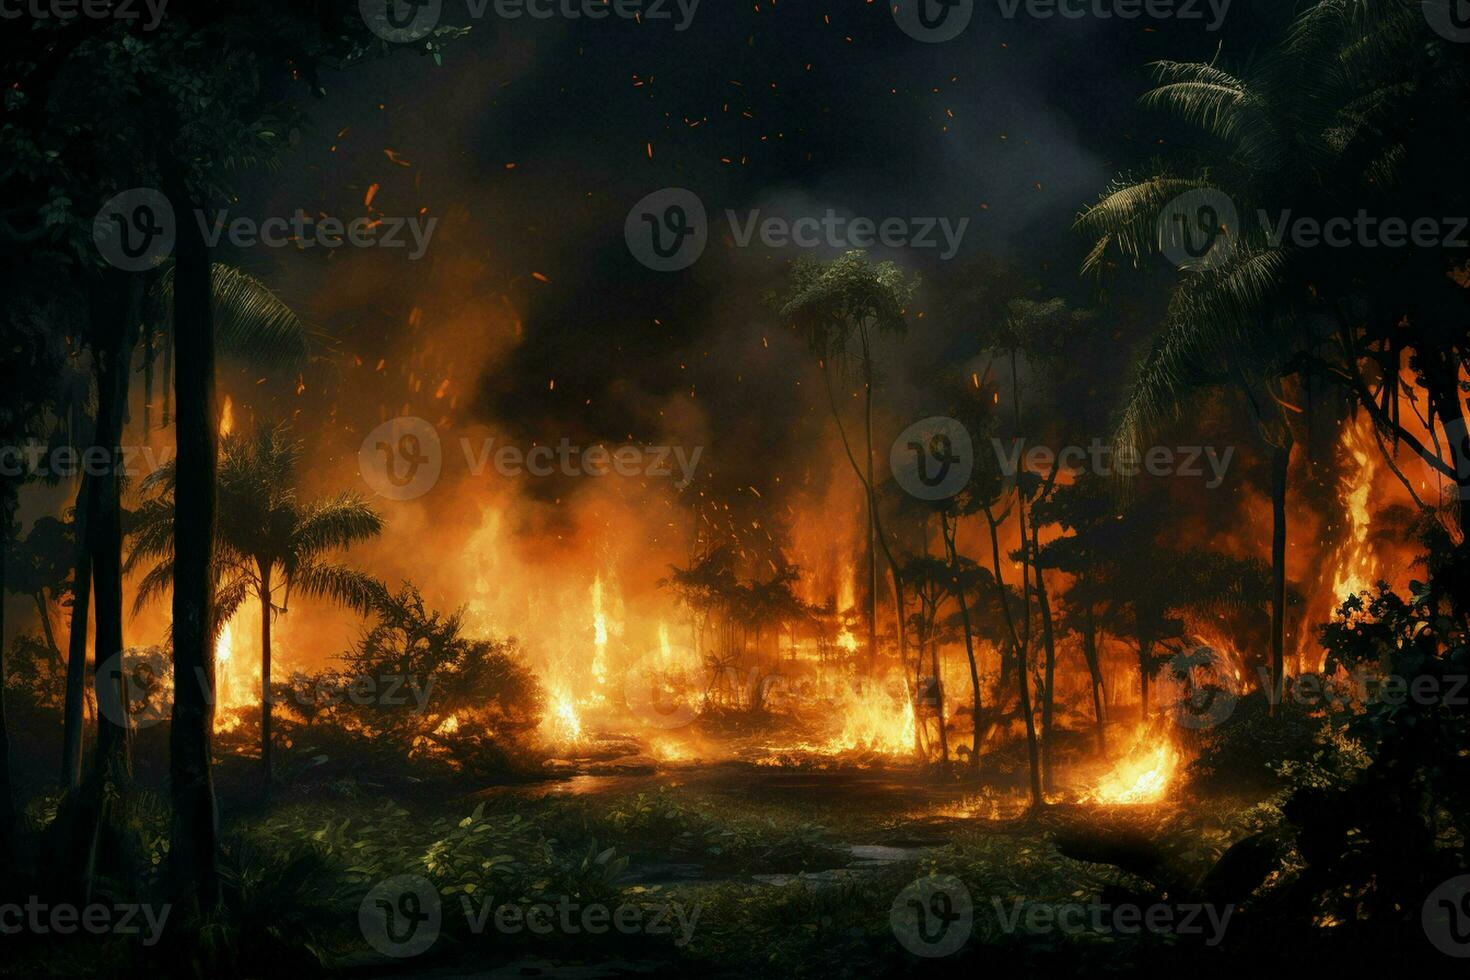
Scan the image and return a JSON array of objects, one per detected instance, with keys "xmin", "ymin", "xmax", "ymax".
[
  {"xmin": 127, "ymin": 421, "xmax": 385, "ymax": 786},
  {"xmin": 779, "ymin": 251, "xmax": 919, "ymax": 670},
  {"xmin": 1073, "ymin": 36, "xmax": 1343, "ymax": 713},
  {"xmin": 1073, "ymin": 0, "xmax": 1467, "ymax": 708}
]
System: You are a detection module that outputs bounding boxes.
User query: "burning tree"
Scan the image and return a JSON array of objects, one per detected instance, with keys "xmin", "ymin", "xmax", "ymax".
[{"xmin": 127, "ymin": 420, "xmax": 385, "ymax": 787}]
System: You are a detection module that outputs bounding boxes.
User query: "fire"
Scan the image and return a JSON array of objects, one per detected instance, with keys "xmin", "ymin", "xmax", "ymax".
[
  {"xmin": 1085, "ymin": 741, "xmax": 1178, "ymax": 805},
  {"xmin": 590, "ymin": 573, "xmax": 610, "ymax": 687},
  {"xmin": 831, "ymin": 676, "xmax": 917, "ymax": 755},
  {"xmin": 543, "ymin": 689, "xmax": 584, "ymax": 745},
  {"xmin": 1329, "ymin": 416, "xmax": 1378, "ymax": 603},
  {"xmin": 219, "ymin": 395, "xmax": 234, "ymax": 437}
]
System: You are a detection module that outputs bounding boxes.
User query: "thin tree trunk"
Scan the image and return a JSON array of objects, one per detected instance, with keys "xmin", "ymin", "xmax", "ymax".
[
  {"xmin": 88, "ymin": 274, "xmax": 139, "ymax": 789},
  {"xmin": 1033, "ymin": 524, "xmax": 1058, "ymax": 796},
  {"xmin": 33, "ymin": 593, "xmax": 60, "ymax": 661},
  {"xmin": 61, "ymin": 450, "xmax": 93, "ymax": 790},
  {"xmin": 929, "ymin": 642, "xmax": 948, "ymax": 769},
  {"xmin": 1138, "ymin": 636, "xmax": 1152, "ymax": 718},
  {"xmin": 1, "ymin": 513, "xmax": 16, "ymax": 864},
  {"xmin": 259, "ymin": 561, "xmax": 273, "ymax": 787},
  {"xmin": 981, "ymin": 502, "xmax": 1041, "ymax": 808},
  {"xmin": 1268, "ymin": 434, "xmax": 1291, "ymax": 716},
  {"xmin": 942, "ymin": 512, "xmax": 984, "ymax": 772},
  {"xmin": 166, "ymin": 167, "xmax": 221, "ymax": 914},
  {"xmin": 863, "ymin": 345, "xmax": 878, "ymax": 667},
  {"xmin": 1082, "ymin": 601, "xmax": 1106, "ymax": 755}
]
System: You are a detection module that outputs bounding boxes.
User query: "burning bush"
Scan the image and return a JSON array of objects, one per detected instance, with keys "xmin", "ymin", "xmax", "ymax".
[{"xmin": 275, "ymin": 584, "xmax": 546, "ymax": 781}]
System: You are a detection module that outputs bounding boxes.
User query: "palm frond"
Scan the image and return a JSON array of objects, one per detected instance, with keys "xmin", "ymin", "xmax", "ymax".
[
  {"xmin": 159, "ymin": 263, "xmax": 309, "ymax": 370},
  {"xmin": 289, "ymin": 562, "xmax": 386, "ymax": 615}
]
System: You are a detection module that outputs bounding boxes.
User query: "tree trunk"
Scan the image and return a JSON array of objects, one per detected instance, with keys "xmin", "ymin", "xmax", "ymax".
[
  {"xmin": 1082, "ymin": 601, "xmax": 1106, "ymax": 755},
  {"xmin": 1138, "ymin": 636, "xmax": 1152, "ymax": 718},
  {"xmin": 33, "ymin": 592, "xmax": 60, "ymax": 661},
  {"xmin": 259, "ymin": 561, "xmax": 273, "ymax": 787},
  {"xmin": 942, "ymin": 513, "xmax": 984, "ymax": 773},
  {"xmin": 88, "ymin": 273, "xmax": 139, "ymax": 789},
  {"xmin": 929, "ymin": 643, "xmax": 949, "ymax": 769},
  {"xmin": 165, "ymin": 168, "xmax": 221, "ymax": 914},
  {"xmin": 982, "ymin": 503, "xmax": 1041, "ymax": 809},
  {"xmin": 1, "ymin": 512, "xmax": 16, "ymax": 864},
  {"xmin": 863, "ymin": 352, "xmax": 879, "ymax": 667},
  {"xmin": 1268, "ymin": 434, "xmax": 1291, "ymax": 716},
  {"xmin": 60, "ymin": 442, "xmax": 93, "ymax": 790},
  {"xmin": 1033, "ymin": 525, "xmax": 1058, "ymax": 796}
]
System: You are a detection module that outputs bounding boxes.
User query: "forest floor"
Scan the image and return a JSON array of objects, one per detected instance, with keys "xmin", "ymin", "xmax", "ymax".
[{"xmin": 210, "ymin": 758, "xmax": 1278, "ymax": 979}]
